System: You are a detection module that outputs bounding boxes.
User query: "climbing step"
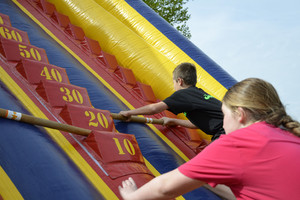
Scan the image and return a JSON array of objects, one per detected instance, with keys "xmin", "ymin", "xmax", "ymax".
[
  {"xmin": 65, "ymin": 23, "xmax": 85, "ymax": 41},
  {"xmin": 0, "ymin": 13, "xmax": 11, "ymax": 26},
  {"xmin": 36, "ymin": 0, "xmax": 56, "ymax": 16},
  {"xmin": 80, "ymin": 36, "xmax": 102, "ymax": 56},
  {"xmin": 0, "ymin": 24, "xmax": 30, "ymax": 44},
  {"xmin": 114, "ymin": 66, "xmax": 137, "ymax": 88},
  {"xmin": 16, "ymin": 59, "xmax": 70, "ymax": 85},
  {"xmin": 133, "ymin": 82, "xmax": 157, "ymax": 103},
  {"xmin": 84, "ymin": 130, "xmax": 152, "ymax": 179},
  {"xmin": 59, "ymin": 104, "xmax": 116, "ymax": 132},
  {"xmin": 35, "ymin": 80, "xmax": 92, "ymax": 108},
  {"xmin": 50, "ymin": 10, "xmax": 70, "ymax": 28},
  {"xmin": 0, "ymin": 37, "xmax": 48, "ymax": 63},
  {"xmin": 100, "ymin": 51, "xmax": 119, "ymax": 72}
]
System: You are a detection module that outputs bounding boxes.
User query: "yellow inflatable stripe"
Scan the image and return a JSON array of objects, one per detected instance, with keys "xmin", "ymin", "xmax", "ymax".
[
  {"xmin": 0, "ymin": 66, "xmax": 118, "ymax": 199},
  {"xmin": 96, "ymin": 0, "xmax": 227, "ymax": 100},
  {"xmin": 0, "ymin": 166, "xmax": 23, "ymax": 200}
]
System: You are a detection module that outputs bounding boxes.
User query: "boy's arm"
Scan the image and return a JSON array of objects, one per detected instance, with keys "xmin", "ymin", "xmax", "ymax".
[
  {"xmin": 119, "ymin": 102, "xmax": 168, "ymax": 119},
  {"xmin": 162, "ymin": 117, "xmax": 198, "ymax": 129}
]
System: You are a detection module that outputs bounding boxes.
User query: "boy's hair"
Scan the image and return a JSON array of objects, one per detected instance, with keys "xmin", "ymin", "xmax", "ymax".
[{"xmin": 173, "ymin": 62, "xmax": 197, "ymax": 86}]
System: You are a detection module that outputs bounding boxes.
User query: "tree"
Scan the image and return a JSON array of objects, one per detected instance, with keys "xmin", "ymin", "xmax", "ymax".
[{"xmin": 142, "ymin": 0, "xmax": 192, "ymax": 39}]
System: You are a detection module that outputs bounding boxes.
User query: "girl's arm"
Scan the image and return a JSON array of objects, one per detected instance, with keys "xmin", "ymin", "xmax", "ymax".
[{"xmin": 119, "ymin": 169, "xmax": 205, "ymax": 200}]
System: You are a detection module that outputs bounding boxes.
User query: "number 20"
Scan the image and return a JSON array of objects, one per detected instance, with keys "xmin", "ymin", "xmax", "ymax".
[{"xmin": 84, "ymin": 111, "xmax": 109, "ymax": 128}]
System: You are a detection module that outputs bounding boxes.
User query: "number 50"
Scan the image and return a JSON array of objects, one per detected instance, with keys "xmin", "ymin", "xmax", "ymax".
[{"xmin": 19, "ymin": 44, "xmax": 41, "ymax": 61}]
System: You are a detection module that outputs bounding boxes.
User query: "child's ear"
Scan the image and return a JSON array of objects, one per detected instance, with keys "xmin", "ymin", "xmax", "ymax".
[
  {"xmin": 178, "ymin": 78, "xmax": 184, "ymax": 86},
  {"xmin": 236, "ymin": 107, "xmax": 247, "ymax": 124}
]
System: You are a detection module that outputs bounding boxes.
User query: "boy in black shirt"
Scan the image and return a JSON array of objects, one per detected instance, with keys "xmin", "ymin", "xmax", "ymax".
[{"xmin": 119, "ymin": 62, "xmax": 224, "ymax": 140}]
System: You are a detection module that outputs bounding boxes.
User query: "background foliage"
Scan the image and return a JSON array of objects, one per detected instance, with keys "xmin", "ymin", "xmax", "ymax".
[{"xmin": 142, "ymin": 0, "xmax": 192, "ymax": 39}]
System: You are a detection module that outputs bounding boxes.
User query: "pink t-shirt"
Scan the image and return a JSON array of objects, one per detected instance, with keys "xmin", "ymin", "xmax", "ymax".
[{"xmin": 179, "ymin": 122, "xmax": 300, "ymax": 200}]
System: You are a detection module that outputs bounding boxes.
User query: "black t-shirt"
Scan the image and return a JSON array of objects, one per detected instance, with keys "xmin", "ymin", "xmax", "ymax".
[{"xmin": 163, "ymin": 86, "xmax": 224, "ymax": 140}]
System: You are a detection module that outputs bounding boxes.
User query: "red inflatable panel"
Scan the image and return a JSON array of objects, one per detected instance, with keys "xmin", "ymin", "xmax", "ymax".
[
  {"xmin": 114, "ymin": 66, "xmax": 137, "ymax": 87},
  {"xmin": 162, "ymin": 111, "xmax": 203, "ymax": 142},
  {"xmin": 0, "ymin": 24, "xmax": 30, "ymax": 44},
  {"xmin": 65, "ymin": 23, "xmax": 85, "ymax": 41},
  {"xmin": 51, "ymin": 11, "xmax": 70, "ymax": 28},
  {"xmin": 59, "ymin": 104, "xmax": 116, "ymax": 132},
  {"xmin": 16, "ymin": 59, "xmax": 70, "ymax": 84},
  {"xmin": 104, "ymin": 161, "xmax": 153, "ymax": 179},
  {"xmin": 36, "ymin": 0, "xmax": 56, "ymax": 16},
  {"xmin": 182, "ymin": 128, "xmax": 203, "ymax": 142},
  {"xmin": 161, "ymin": 110, "xmax": 208, "ymax": 153},
  {"xmin": 0, "ymin": 13, "xmax": 11, "ymax": 27},
  {"xmin": 161, "ymin": 110, "xmax": 203, "ymax": 141},
  {"xmin": 133, "ymin": 82, "xmax": 157, "ymax": 103},
  {"xmin": 85, "ymin": 131, "xmax": 152, "ymax": 179},
  {"xmin": 0, "ymin": 38, "xmax": 48, "ymax": 63},
  {"xmin": 35, "ymin": 80, "xmax": 92, "ymax": 107}
]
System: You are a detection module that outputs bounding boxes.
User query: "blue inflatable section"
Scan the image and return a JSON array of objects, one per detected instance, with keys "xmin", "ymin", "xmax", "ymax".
[{"xmin": 0, "ymin": 82, "xmax": 105, "ymax": 200}]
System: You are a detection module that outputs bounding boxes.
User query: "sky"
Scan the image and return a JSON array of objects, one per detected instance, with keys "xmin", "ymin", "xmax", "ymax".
[{"xmin": 186, "ymin": 0, "xmax": 300, "ymax": 121}]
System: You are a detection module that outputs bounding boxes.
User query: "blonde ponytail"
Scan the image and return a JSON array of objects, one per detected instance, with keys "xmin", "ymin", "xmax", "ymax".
[{"xmin": 223, "ymin": 78, "xmax": 300, "ymax": 137}]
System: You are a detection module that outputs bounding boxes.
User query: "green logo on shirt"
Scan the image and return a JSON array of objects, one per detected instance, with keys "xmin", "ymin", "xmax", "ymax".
[{"xmin": 204, "ymin": 94, "xmax": 214, "ymax": 100}]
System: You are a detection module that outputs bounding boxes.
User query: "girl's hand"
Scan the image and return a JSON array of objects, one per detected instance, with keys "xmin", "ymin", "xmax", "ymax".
[{"xmin": 119, "ymin": 177, "xmax": 138, "ymax": 200}]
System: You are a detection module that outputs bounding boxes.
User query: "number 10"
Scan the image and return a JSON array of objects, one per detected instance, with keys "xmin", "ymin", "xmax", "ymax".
[{"xmin": 113, "ymin": 138, "xmax": 136, "ymax": 156}]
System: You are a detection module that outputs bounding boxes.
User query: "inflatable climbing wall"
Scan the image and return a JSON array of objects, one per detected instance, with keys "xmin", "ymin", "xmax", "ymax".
[{"xmin": 0, "ymin": 0, "xmax": 236, "ymax": 199}]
